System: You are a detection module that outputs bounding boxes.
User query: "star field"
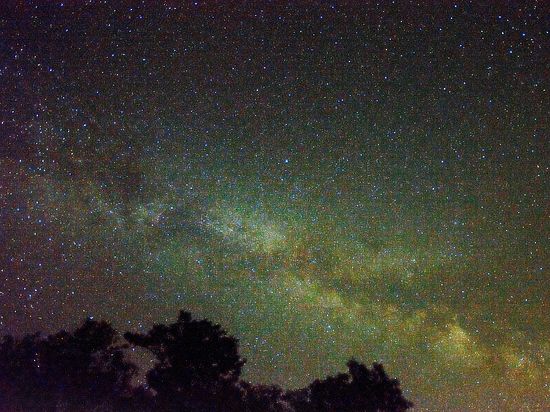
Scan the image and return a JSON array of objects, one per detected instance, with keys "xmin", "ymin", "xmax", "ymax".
[{"xmin": 0, "ymin": 1, "xmax": 548, "ymax": 410}]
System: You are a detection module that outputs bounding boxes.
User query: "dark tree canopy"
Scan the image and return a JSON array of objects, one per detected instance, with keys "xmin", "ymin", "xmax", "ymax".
[
  {"xmin": 294, "ymin": 360, "xmax": 413, "ymax": 412},
  {"xmin": 124, "ymin": 310, "xmax": 246, "ymax": 411},
  {"xmin": 0, "ymin": 318, "xmax": 137, "ymax": 411},
  {"xmin": 0, "ymin": 311, "xmax": 413, "ymax": 411},
  {"xmin": 240, "ymin": 382, "xmax": 292, "ymax": 412}
]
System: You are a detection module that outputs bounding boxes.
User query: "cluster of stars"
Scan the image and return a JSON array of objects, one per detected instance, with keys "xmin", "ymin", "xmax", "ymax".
[{"xmin": 1, "ymin": 1, "xmax": 548, "ymax": 411}]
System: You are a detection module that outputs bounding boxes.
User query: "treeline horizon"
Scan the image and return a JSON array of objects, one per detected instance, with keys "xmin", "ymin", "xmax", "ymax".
[{"xmin": 0, "ymin": 310, "xmax": 413, "ymax": 411}]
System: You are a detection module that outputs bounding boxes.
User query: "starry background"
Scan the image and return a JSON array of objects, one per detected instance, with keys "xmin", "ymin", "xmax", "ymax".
[{"xmin": 0, "ymin": 1, "xmax": 548, "ymax": 410}]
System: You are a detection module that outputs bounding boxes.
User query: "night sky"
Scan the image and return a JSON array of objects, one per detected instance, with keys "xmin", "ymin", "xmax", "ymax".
[{"xmin": 1, "ymin": 1, "xmax": 548, "ymax": 410}]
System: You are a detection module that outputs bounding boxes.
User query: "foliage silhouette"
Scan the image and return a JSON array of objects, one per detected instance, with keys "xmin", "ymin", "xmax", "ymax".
[
  {"xmin": 124, "ymin": 310, "xmax": 245, "ymax": 411},
  {"xmin": 240, "ymin": 382, "xmax": 293, "ymax": 411},
  {"xmin": 286, "ymin": 360, "xmax": 413, "ymax": 412},
  {"xmin": 0, "ymin": 311, "xmax": 413, "ymax": 411},
  {"xmin": 0, "ymin": 318, "xmax": 137, "ymax": 411}
]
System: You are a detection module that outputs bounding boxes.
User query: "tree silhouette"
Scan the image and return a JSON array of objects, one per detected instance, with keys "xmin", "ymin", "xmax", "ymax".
[
  {"xmin": 124, "ymin": 310, "xmax": 246, "ymax": 411},
  {"xmin": 287, "ymin": 359, "xmax": 413, "ymax": 412},
  {"xmin": 0, "ymin": 311, "xmax": 413, "ymax": 411},
  {"xmin": 240, "ymin": 382, "xmax": 293, "ymax": 412},
  {"xmin": 0, "ymin": 318, "xmax": 137, "ymax": 411}
]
